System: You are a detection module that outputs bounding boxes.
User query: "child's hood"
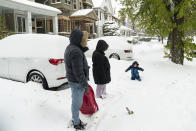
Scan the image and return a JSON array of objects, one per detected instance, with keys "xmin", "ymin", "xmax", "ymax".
[{"xmin": 132, "ymin": 61, "xmax": 139, "ymax": 66}]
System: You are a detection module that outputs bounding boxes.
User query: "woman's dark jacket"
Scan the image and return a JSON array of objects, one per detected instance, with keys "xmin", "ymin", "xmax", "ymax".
[{"xmin": 92, "ymin": 40, "xmax": 111, "ymax": 85}]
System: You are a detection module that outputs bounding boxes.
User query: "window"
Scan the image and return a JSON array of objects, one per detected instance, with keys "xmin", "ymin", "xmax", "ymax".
[
  {"xmin": 58, "ymin": 20, "xmax": 62, "ymax": 32},
  {"xmin": 51, "ymin": 0, "xmax": 61, "ymax": 4},
  {"xmin": 63, "ymin": 20, "xmax": 71, "ymax": 32},
  {"xmin": 16, "ymin": 16, "xmax": 26, "ymax": 33},
  {"xmin": 80, "ymin": 2, "xmax": 82, "ymax": 9},
  {"xmin": 65, "ymin": 0, "xmax": 71, "ymax": 4},
  {"xmin": 90, "ymin": 25, "xmax": 93, "ymax": 34},
  {"xmin": 95, "ymin": 10, "xmax": 98, "ymax": 16},
  {"xmin": 73, "ymin": 0, "xmax": 77, "ymax": 9},
  {"xmin": 51, "ymin": 0, "xmax": 55, "ymax": 3}
]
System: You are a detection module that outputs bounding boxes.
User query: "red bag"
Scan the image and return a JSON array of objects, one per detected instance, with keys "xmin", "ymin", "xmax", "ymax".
[{"xmin": 80, "ymin": 85, "xmax": 99, "ymax": 114}]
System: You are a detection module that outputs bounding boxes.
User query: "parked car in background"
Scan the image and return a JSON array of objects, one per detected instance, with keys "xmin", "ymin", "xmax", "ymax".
[
  {"xmin": 126, "ymin": 37, "xmax": 139, "ymax": 44},
  {"xmin": 86, "ymin": 36, "xmax": 133, "ymax": 60},
  {"xmin": 0, "ymin": 34, "xmax": 69, "ymax": 89}
]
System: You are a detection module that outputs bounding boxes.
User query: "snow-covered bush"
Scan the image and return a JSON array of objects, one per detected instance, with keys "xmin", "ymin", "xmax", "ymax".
[
  {"xmin": 103, "ymin": 21, "xmax": 120, "ymax": 36},
  {"xmin": 0, "ymin": 14, "xmax": 13, "ymax": 40}
]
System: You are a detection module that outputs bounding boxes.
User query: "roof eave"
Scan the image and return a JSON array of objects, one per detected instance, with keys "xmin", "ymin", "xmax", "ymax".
[{"xmin": 0, "ymin": 0, "xmax": 61, "ymax": 16}]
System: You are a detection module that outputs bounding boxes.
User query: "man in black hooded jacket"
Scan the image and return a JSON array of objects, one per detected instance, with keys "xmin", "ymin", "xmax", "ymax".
[{"xmin": 64, "ymin": 29, "xmax": 89, "ymax": 130}]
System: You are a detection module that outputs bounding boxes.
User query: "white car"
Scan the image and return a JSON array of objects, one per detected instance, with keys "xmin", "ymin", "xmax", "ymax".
[
  {"xmin": 86, "ymin": 36, "xmax": 133, "ymax": 60},
  {"xmin": 0, "ymin": 34, "xmax": 69, "ymax": 89}
]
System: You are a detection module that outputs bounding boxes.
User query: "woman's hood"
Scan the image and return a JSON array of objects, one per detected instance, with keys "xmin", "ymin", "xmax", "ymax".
[{"xmin": 96, "ymin": 40, "xmax": 109, "ymax": 52}]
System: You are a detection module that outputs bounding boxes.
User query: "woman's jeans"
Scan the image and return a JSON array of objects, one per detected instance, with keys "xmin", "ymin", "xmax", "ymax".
[{"xmin": 68, "ymin": 82, "xmax": 85, "ymax": 125}]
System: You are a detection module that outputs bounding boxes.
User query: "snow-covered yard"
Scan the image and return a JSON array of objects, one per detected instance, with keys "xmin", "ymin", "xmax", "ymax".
[{"xmin": 1, "ymin": 41, "xmax": 196, "ymax": 131}]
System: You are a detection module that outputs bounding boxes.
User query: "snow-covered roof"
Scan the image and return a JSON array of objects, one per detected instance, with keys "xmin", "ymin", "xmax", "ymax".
[
  {"xmin": 92, "ymin": 0, "xmax": 103, "ymax": 8},
  {"xmin": 71, "ymin": 9, "xmax": 93, "ymax": 16},
  {"xmin": 4, "ymin": 0, "xmax": 61, "ymax": 14},
  {"xmin": 120, "ymin": 25, "xmax": 133, "ymax": 31}
]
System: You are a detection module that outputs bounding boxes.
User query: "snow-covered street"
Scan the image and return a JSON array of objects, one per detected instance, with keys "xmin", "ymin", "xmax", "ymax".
[{"xmin": 1, "ymin": 41, "xmax": 196, "ymax": 131}]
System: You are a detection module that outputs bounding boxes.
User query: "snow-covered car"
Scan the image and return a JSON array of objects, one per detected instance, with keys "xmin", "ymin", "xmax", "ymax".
[
  {"xmin": 86, "ymin": 36, "xmax": 133, "ymax": 60},
  {"xmin": 126, "ymin": 37, "xmax": 139, "ymax": 44},
  {"xmin": 0, "ymin": 34, "xmax": 69, "ymax": 89}
]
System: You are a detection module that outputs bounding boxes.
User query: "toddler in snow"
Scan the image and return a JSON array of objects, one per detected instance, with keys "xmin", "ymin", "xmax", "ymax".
[{"xmin": 125, "ymin": 61, "xmax": 144, "ymax": 81}]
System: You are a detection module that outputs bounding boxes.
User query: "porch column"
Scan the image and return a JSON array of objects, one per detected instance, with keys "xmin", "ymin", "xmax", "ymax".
[
  {"xmin": 26, "ymin": 11, "xmax": 32, "ymax": 33},
  {"xmin": 92, "ymin": 23, "xmax": 95, "ymax": 33},
  {"xmin": 53, "ymin": 16, "xmax": 58, "ymax": 35}
]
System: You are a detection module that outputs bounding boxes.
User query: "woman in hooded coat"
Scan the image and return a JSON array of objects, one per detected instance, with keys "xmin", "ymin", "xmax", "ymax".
[{"xmin": 92, "ymin": 40, "xmax": 111, "ymax": 98}]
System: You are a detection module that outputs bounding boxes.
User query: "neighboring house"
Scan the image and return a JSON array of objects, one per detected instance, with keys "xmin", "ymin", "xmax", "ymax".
[
  {"xmin": 92, "ymin": 0, "xmax": 121, "ymax": 38},
  {"xmin": 0, "ymin": 0, "xmax": 61, "ymax": 34},
  {"xmin": 112, "ymin": 0, "xmax": 138, "ymax": 37},
  {"xmin": 35, "ymin": 0, "xmax": 98, "ymax": 38},
  {"xmin": 92, "ymin": 0, "xmax": 114, "ymax": 37},
  {"xmin": 119, "ymin": 25, "xmax": 134, "ymax": 37}
]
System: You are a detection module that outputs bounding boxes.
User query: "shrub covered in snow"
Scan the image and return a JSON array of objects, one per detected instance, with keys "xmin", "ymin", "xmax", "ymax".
[
  {"xmin": 103, "ymin": 21, "xmax": 120, "ymax": 36},
  {"xmin": 0, "ymin": 14, "xmax": 13, "ymax": 40}
]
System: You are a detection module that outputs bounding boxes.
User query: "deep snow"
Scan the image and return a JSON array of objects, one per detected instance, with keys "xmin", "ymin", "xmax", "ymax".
[{"xmin": 0, "ymin": 40, "xmax": 196, "ymax": 131}]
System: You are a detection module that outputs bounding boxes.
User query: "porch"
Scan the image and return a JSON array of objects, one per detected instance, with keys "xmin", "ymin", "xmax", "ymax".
[
  {"xmin": 58, "ymin": 9, "xmax": 98, "ymax": 38},
  {"xmin": 0, "ymin": 0, "xmax": 61, "ymax": 34}
]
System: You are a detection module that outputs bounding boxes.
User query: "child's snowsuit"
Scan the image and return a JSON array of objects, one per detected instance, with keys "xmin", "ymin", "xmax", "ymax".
[{"xmin": 125, "ymin": 62, "xmax": 144, "ymax": 81}]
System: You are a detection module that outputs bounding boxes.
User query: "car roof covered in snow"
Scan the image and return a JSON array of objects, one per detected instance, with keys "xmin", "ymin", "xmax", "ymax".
[
  {"xmin": 87, "ymin": 36, "xmax": 132, "ymax": 50},
  {"xmin": 0, "ymin": 34, "xmax": 69, "ymax": 58}
]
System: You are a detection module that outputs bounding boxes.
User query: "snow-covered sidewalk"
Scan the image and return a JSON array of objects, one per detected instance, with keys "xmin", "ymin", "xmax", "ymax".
[{"xmin": 1, "ymin": 42, "xmax": 196, "ymax": 131}]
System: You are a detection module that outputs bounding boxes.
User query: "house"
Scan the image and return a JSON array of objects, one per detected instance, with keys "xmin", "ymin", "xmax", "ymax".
[
  {"xmin": 35, "ymin": 0, "xmax": 98, "ymax": 38},
  {"xmin": 0, "ymin": 0, "xmax": 61, "ymax": 34},
  {"xmin": 92, "ymin": 0, "xmax": 115, "ymax": 37},
  {"xmin": 119, "ymin": 25, "xmax": 134, "ymax": 37}
]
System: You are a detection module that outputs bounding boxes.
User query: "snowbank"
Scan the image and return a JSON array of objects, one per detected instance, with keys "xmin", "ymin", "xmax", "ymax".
[
  {"xmin": 0, "ymin": 34, "xmax": 69, "ymax": 58},
  {"xmin": 1, "ymin": 39, "xmax": 196, "ymax": 131}
]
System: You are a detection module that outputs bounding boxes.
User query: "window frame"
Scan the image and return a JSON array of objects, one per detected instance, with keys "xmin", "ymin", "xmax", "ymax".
[
  {"xmin": 79, "ymin": 1, "xmax": 82, "ymax": 9},
  {"xmin": 73, "ymin": 0, "xmax": 77, "ymax": 10},
  {"xmin": 65, "ymin": 0, "xmax": 71, "ymax": 5},
  {"xmin": 51, "ymin": 0, "xmax": 61, "ymax": 4}
]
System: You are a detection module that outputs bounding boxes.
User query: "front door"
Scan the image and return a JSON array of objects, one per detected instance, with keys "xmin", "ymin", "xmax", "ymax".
[
  {"xmin": 75, "ymin": 21, "xmax": 81, "ymax": 30},
  {"xmin": 16, "ymin": 15, "xmax": 26, "ymax": 33}
]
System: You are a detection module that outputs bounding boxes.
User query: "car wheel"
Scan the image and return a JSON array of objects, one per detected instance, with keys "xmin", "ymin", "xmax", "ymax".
[
  {"xmin": 109, "ymin": 53, "xmax": 120, "ymax": 60},
  {"xmin": 27, "ymin": 71, "xmax": 49, "ymax": 90}
]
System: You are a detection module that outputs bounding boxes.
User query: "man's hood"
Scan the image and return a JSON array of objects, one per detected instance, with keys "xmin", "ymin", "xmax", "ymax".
[{"xmin": 70, "ymin": 29, "xmax": 83, "ymax": 47}]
